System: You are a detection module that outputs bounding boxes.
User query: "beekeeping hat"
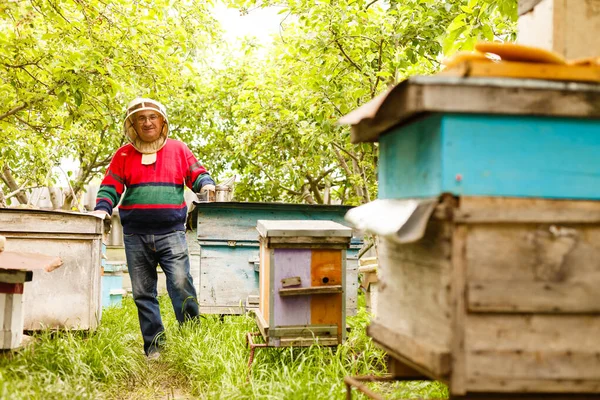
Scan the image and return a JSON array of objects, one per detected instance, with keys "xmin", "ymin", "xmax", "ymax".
[{"xmin": 123, "ymin": 98, "xmax": 169, "ymax": 164}]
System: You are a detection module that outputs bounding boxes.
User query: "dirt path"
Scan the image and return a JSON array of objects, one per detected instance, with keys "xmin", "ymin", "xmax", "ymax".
[{"xmin": 110, "ymin": 359, "xmax": 194, "ymax": 400}]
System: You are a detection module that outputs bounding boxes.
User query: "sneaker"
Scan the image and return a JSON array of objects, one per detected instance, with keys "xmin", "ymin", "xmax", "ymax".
[{"xmin": 147, "ymin": 351, "xmax": 161, "ymax": 361}]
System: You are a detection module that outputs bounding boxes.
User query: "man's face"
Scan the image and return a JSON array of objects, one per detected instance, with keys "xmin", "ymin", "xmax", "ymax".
[{"xmin": 133, "ymin": 110, "xmax": 164, "ymax": 142}]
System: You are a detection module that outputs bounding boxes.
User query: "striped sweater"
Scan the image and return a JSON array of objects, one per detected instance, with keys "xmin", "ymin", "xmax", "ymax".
[{"xmin": 94, "ymin": 139, "xmax": 215, "ymax": 234}]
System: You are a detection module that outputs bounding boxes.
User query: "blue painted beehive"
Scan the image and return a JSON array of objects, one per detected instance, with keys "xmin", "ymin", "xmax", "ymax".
[
  {"xmin": 342, "ymin": 76, "xmax": 600, "ymax": 200},
  {"xmin": 190, "ymin": 202, "xmax": 362, "ymax": 316}
]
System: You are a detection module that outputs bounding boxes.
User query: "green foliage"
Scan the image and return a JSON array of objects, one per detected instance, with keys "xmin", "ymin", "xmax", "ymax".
[
  {"xmin": 0, "ymin": 300, "xmax": 143, "ymax": 399},
  {"xmin": 1, "ymin": 0, "xmax": 517, "ymax": 206},
  {"xmin": 0, "ymin": 0, "xmax": 220, "ymax": 207},
  {"xmin": 443, "ymin": 0, "xmax": 517, "ymax": 55},
  {"xmin": 192, "ymin": 0, "xmax": 517, "ymax": 205}
]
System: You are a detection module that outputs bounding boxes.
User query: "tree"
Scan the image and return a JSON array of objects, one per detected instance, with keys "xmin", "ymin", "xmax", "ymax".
[
  {"xmin": 193, "ymin": 0, "xmax": 517, "ymax": 205},
  {"xmin": 0, "ymin": 0, "xmax": 219, "ymax": 208},
  {"xmin": 0, "ymin": 0, "xmax": 517, "ymax": 208}
]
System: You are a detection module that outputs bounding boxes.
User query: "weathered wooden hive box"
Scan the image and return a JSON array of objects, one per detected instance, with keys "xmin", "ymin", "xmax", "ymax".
[
  {"xmin": 192, "ymin": 202, "xmax": 362, "ymax": 316},
  {"xmin": 254, "ymin": 220, "xmax": 352, "ymax": 347},
  {"xmin": 0, "ymin": 209, "xmax": 102, "ymax": 330},
  {"xmin": 342, "ymin": 76, "xmax": 600, "ymax": 398}
]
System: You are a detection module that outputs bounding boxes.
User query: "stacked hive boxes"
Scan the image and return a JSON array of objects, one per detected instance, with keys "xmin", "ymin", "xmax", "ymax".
[{"xmin": 342, "ymin": 76, "xmax": 600, "ymax": 398}]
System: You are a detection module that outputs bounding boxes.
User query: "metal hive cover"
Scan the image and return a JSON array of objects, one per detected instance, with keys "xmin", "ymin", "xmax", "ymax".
[{"xmin": 256, "ymin": 220, "xmax": 352, "ymax": 238}]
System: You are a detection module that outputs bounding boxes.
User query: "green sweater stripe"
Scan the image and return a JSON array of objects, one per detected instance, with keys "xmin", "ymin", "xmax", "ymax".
[
  {"xmin": 121, "ymin": 185, "xmax": 184, "ymax": 206},
  {"xmin": 97, "ymin": 185, "xmax": 120, "ymax": 206}
]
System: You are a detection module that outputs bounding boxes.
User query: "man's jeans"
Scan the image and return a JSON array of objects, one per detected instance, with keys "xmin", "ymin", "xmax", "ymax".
[{"xmin": 123, "ymin": 230, "xmax": 199, "ymax": 355}]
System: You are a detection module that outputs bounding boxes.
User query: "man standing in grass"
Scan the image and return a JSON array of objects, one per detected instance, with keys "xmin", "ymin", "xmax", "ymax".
[{"xmin": 92, "ymin": 98, "xmax": 215, "ymax": 359}]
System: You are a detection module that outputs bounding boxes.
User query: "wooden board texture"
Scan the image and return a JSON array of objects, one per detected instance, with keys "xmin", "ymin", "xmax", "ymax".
[
  {"xmin": 440, "ymin": 60, "xmax": 600, "ymax": 83},
  {"xmin": 259, "ymin": 244, "xmax": 271, "ymax": 324},
  {"xmin": 374, "ymin": 220, "xmax": 453, "ymax": 361},
  {"xmin": 198, "ymin": 245, "xmax": 259, "ymax": 313},
  {"xmin": 465, "ymin": 223, "xmax": 600, "ymax": 313},
  {"xmin": 14, "ymin": 236, "xmax": 101, "ymax": 330},
  {"xmin": 465, "ymin": 314, "xmax": 600, "ymax": 392},
  {"xmin": 310, "ymin": 250, "xmax": 343, "ymax": 342},
  {"xmin": 373, "ymin": 196, "xmax": 600, "ymax": 395},
  {"xmin": 272, "ymin": 249, "xmax": 311, "ymax": 327},
  {"xmin": 0, "ymin": 209, "xmax": 102, "ymax": 235}
]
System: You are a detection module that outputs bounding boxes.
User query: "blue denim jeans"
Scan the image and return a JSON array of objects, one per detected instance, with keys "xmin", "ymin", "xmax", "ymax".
[{"xmin": 123, "ymin": 230, "xmax": 199, "ymax": 355}]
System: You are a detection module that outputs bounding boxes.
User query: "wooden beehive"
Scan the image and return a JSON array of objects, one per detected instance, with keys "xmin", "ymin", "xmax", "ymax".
[
  {"xmin": 369, "ymin": 196, "xmax": 600, "ymax": 397},
  {"xmin": 0, "ymin": 209, "xmax": 102, "ymax": 330},
  {"xmin": 192, "ymin": 202, "xmax": 362, "ymax": 316},
  {"xmin": 340, "ymin": 76, "xmax": 600, "ymax": 398},
  {"xmin": 255, "ymin": 220, "xmax": 352, "ymax": 347}
]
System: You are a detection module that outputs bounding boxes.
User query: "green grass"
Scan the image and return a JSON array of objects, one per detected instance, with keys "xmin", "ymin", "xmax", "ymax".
[{"xmin": 0, "ymin": 295, "xmax": 448, "ymax": 399}]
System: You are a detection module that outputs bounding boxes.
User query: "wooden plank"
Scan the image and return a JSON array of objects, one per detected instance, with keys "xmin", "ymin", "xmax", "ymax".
[
  {"xmin": 450, "ymin": 225, "xmax": 468, "ymax": 395},
  {"xmin": 440, "ymin": 60, "xmax": 600, "ymax": 83},
  {"xmin": 440, "ymin": 114, "xmax": 600, "ymax": 200},
  {"xmin": 468, "ymin": 281, "xmax": 600, "ymax": 313},
  {"xmin": 266, "ymin": 235, "xmax": 350, "ymax": 246},
  {"xmin": 466, "ymin": 314, "xmax": 600, "ymax": 351},
  {"xmin": 281, "ymin": 276, "xmax": 302, "ymax": 287},
  {"xmin": 359, "ymin": 257, "xmax": 377, "ymax": 267},
  {"xmin": 279, "ymin": 285, "xmax": 343, "ymax": 296},
  {"xmin": 465, "ymin": 313, "xmax": 600, "ymax": 391},
  {"xmin": 346, "ymin": 256, "xmax": 358, "ymax": 317},
  {"xmin": 195, "ymin": 202, "xmax": 357, "ymax": 242},
  {"xmin": 0, "ymin": 293, "xmax": 23, "ymax": 349},
  {"xmin": 269, "ymin": 324, "xmax": 338, "ymax": 338},
  {"xmin": 266, "ymin": 241, "xmax": 350, "ymax": 250},
  {"xmin": 465, "ymin": 224, "xmax": 600, "ymax": 283},
  {"xmin": 0, "ymin": 252, "xmax": 62, "ymax": 273},
  {"xmin": 310, "ymin": 250, "xmax": 343, "ymax": 342},
  {"xmin": 455, "ymin": 391, "xmax": 600, "ymax": 400},
  {"xmin": 259, "ymin": 243, "xmax": 271, "ymax": 324},
  {"xmin": 0, "ymin": 209, "xmax": 103, "ymax": 235},
  {"xmin": 556, "ymin": 0, "xmax": 600, "ymax": 60},
  {"xmin": 253, "ymin": 309, "xmax": 269, "ymax": 340},
  {"xmin": 518, "ymin": 0, "xmax": 600, "ymax": 61},
  {"xmin": 346, "ymin": 76, "xmax": 600, "ymax": 144},
  {"xmin": 468, "ymin": 349, "xmax": 600, "ymax": 380},
  {"xmin": 387, "ymin": 356, "xmax": 430, "ymax": 379},
  {"xmin": 0, "ymin": 270, "xmax": 29, "ymax": 284},
  {"xmin": 273, "ymin": 249, "xmax": 311, "ymax": 326},
  {"xmin": 279, "ymin": 337, "xmax": 338, "ymax": 347},
  {"xmin": 198, "ymin": 305, "xmax": 244, "ymax": 315},
  {"xmin": 368, "ymin": 321, "xmax": 451, "ymax": 377},
  {"xmin": 358, "ymin": 265, "xmax": 377, "ymax": 273},
  {"xmin": 456, "ymin": 196, "xmax": 600, "ymax": 223},
  {"xmin": 10, "ymin": 237, "xmax": 102, "ymax": 331},
  {"xmin": 375, "ymin": 223, "xmax": 453, "ymax": 351},
  {"xmin": 256, "ymin": 219, "xmax": 352, "ymax": 238}
]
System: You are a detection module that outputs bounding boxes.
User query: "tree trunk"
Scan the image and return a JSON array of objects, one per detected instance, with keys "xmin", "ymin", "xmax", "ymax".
[
  {"xmin": 1, "ymin": 165, "xmax": 29, "ymax": 205},
  {"xmin": 0, "ymin": 188, "xmax": 6, "ymax": 208},
  {"xmin": 49, "ymin": 186, "xmax": 62, "ymax": 209},
  {"xmin": 301, "ymin": 184, "xmax": 316, "ymax": 204}
]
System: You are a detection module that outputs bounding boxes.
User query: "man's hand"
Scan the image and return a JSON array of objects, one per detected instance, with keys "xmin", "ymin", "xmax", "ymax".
[{"xmin": 89, "ymin": 210, "xmax": 110, "ymax": 219}]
